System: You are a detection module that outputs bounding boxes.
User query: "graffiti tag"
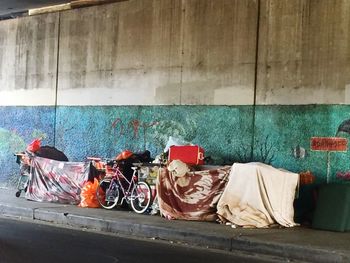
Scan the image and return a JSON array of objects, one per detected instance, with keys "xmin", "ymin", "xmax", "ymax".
[{"xmin": 111, "ymin": 118, "xmax": 159, "ymax": 149}]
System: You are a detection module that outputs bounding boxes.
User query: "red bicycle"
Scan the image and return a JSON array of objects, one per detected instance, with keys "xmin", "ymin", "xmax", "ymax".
[{"xmin": 95, "ymin": 159, "xmax": 153, "ymax": 214}]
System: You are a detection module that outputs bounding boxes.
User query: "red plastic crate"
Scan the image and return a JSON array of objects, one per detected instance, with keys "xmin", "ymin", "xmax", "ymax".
[{"xmin": 168, "ymin": 145, "xmax": 205, "ymax": 165}]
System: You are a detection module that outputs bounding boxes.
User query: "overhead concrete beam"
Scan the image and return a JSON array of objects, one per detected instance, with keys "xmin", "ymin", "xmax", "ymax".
[
  {"xmin": 29, "ymin": 3, "xmax": 72, "ymax": 16},
  {"xmin": 70, "ymin": 0, "xmax": 126, "ymax": 8},
  {"xmin": 28, "ymin": 0, "xmax": 126, "ymax": 16}
]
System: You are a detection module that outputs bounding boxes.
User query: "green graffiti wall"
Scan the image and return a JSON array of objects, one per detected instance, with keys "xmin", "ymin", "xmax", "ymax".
[
  {"xmin": 254, "ymin": 105, "xmax": 350, "ymax": 183},
  {"xmin": 0, "ymin": 107, "xmax": 55, "ymax": 187},
  {"xmin": 54, "ymin": 106, "xmax": 254, "ymax": 165},
  {"xmin": 1, "ymin": 105, "xmax": 350, "ymax": 187}
]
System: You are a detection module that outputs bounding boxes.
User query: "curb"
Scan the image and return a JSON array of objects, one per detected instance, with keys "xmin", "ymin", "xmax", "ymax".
[
  {"xmin": 1, "ymin": 204, "xmax": 349, "ymax": 263},
  {"xmin": 33, "ymin": 209, "xmax": 232, "ymax": 251},
  {"xmin": 230, "ymin": 238, "xmax": 347, "ymax": 263},
  {"xmin": 0, "ymin": 204, "xmax": 34, "ymax": 219}
]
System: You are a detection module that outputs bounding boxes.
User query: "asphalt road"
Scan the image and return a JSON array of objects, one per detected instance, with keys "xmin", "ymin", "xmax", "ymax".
[{"xmin": 0, "ymin": 217, "xmax": 282, "ymax": 263}]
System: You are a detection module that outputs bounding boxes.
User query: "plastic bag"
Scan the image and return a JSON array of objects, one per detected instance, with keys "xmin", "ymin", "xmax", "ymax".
[
  {"xmin": 116, "ymin": 150, "xmax": 134, "ymax": 161},
  {"xmin": 26, "ymin": 138, "xmax": 42, "ymax": 152},
  {"xmin": 79, "ymin": 178, "xmax": 103, "ymax": 208}
]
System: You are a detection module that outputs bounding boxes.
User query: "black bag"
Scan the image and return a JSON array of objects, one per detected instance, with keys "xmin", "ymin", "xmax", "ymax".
[{"xmin": 35, "ymin": 146, "xmax": 69, "ymax": 162}]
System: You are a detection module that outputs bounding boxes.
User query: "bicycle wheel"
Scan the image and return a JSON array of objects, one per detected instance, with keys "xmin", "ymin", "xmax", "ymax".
[
  {"xmin": 96, "ymin": 178, "xmax": 119, "ymax": 209},
  {"xmin": 130, "ymin": 181, "xmax": 153, "ymax": 214}
]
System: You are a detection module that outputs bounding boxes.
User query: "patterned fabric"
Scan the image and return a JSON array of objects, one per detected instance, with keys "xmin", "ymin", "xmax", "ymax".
[
  {"xmin": 157, "ymin": 163, "xmax": 231, "ymax": 221},
  {"xmin": 25, "ymin": 156, "xmax": 89, "ymax": 204}
]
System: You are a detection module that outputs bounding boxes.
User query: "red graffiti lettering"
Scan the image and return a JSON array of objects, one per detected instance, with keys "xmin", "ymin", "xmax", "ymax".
[
  {"xmin": 111, "ymin": 117, "xmax": 160, "ymax": 148},
  {"xmin": 129, "ymin": 119, "xmax": 140, "ymax": 139}
]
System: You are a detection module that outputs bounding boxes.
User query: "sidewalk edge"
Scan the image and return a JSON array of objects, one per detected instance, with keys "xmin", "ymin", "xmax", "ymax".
[{"xmin": 1, "ymin": 204, "xmax": 348, "ymax": 263}]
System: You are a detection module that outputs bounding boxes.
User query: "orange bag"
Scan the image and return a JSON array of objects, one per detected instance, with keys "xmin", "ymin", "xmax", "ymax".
[
  {"xmin": 116, "ymin": 150, "xmax": 133, "ymax": 161},
  {"xmin": 79, "ymin": 178, "xmax": 103, "ymax": 208},
  {"xmin": 299, "ymin": 171, "xmax": 315, "ymax": 185}
]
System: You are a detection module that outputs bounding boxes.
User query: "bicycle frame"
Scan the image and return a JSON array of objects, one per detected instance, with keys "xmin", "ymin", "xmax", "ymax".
[
  {"xmin": 95, "ymin": 158, "xmax": 153, "ymax": 213},
  {"xmin": 108, "ymin": 165, "xmax": 139, "ymax": 205}
]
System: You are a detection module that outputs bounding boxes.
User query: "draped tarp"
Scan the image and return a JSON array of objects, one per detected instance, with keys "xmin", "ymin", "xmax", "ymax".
[
  {"xmin": 157, "ymin": 164, "xmax": 231, "ymax": 221},
  {"xmin": 217, "ymin": 162, "xmax": 299, "ymax": 228},
  {"xmin": 25, "ymin": 156, "xmax": 90, "ymax": 204}
]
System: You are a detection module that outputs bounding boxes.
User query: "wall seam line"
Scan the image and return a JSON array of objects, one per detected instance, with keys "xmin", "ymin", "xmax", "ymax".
[
  {"xmin": 179, "ymin": 0, "xmax": 186, "ymax": 105},
  {"xmin": 53, "ymin": 12, "xmax": 61, "ymax": 147},
  {"xmin": 251, "ymin": 0, "xmax": 261, "ymax": 160}
]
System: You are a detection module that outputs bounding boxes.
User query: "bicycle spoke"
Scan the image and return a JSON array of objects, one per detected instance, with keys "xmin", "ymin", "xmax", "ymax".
[
  {"xmin": 130, "ymin": 181, "xmax": 152, "ymax": 214},
  {"xmin": 96, "ymin": 179, "xmax": 119, "ymax": 209}
]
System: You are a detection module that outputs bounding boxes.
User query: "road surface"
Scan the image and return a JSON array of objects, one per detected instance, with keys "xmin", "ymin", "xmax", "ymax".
[{"xmin": 0, "ymin": 217, "xmax": 280, "ymax": 263}]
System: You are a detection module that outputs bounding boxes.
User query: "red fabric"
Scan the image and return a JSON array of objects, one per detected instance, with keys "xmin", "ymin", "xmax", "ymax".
[{"xmin": 26, "ymin": 139, "xmax": 41, "ymax": 152}]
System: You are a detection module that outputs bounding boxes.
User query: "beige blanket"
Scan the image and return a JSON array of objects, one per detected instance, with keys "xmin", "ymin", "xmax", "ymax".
[{"xmin": 217, "ymin": 162, "xmax": 299, "ymax": 228}]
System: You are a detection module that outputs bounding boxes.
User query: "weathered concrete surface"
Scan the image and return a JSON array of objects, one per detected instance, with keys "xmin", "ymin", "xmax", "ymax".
[
  {"xmin": 57, "ymin": 0, "xmax": 257, "ymax": 105},
  {"xmin": 181, "ymin": 0, "xmax": 257, "ymax": 105},
  {"xmin": 0, "ymin": 13, "xmax": 58, "ymax": 106},
  {"xmin": 257, "ymin": 0, "xmax": 350, "ymax": 104},
  {"xmin": 1, "ymin": 0, "xmax": 349, "ymax": 106},
  {"xmin": 0, "ymin": 0, "xmax": 349, "ymax": 106},
  {"xmin": 58, "ymin": 0, "xmax": 183, "ymax": 105}
]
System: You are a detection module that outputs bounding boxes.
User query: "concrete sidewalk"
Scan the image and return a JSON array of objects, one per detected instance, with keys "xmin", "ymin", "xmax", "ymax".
[{"xmin": 0, "ymin": 187, "xmax": 349, "ymax": 263}]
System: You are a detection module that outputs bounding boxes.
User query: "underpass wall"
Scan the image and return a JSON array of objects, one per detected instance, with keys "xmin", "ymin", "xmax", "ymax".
[{"xmin": 0, "ymin": 0, "xmax": 350, "ymax": 186}]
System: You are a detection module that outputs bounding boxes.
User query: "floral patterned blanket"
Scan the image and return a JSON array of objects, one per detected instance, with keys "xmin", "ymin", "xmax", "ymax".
[{"xmin": 157, "ymin": 163, "xmax": 231, "ymax": 221}]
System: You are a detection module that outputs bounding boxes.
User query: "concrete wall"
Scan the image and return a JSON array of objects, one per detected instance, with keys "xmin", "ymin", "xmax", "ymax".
[
  {"xmin": 57, "ymin": 0, "xmax": 257, "ymax": 105},
  {"xmin": 1, "ymin": 0, "xmax": 349, "ymax": 106},
  {"xmin": 257, "ymin": 0, "xmax": 350, "ymax": 104},
  {"xmin": 1, "ymin": 0, "xmax": 350, "ymax": 187},
  {"xmin": 0, "ymin": 13, "xmax": 58, "ymax": 106}
]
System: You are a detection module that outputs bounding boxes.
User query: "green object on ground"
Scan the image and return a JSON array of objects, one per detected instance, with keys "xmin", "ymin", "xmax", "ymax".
[{"xmin": 312, "ymin": 184, "xmax": 350, "ymax": 232}]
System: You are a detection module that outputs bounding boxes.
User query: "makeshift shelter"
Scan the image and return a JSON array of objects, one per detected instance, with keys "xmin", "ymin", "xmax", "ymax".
[
  {"xmin": 217, "ymin": 162, "xmax": 299, "ymax": 228},
  {"xmin": 157, "ymin": 160, "xmax": 231, "ymax": 221},
  {"xmin": 25, "ymin": 156, "xmax": 90, "ymax": 204}
]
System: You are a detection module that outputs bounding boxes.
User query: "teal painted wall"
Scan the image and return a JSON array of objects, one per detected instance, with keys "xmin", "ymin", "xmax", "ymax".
[
  {"xmin": 1, "ymin": 105, "xmax": 350, "ymax": 187},
  {"xmin": 54, "ymin": 106, "xmax": 254, "ymax": 165},
  {"xmin": 0, "ymin": 106, "xmax": 55, "ymax": 186},
  {"xmin": 254, "ymin": 105, "xmax": 350, "ymax": 183}
]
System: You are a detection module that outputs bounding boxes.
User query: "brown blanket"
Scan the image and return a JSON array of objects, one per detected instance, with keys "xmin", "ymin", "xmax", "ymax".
[{"xmin": 157, "ymin": 163, "xmax": 231, "ymax": 221}]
